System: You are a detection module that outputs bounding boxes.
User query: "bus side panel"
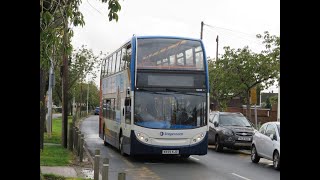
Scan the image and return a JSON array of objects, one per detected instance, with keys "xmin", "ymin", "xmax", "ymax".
[
  {"xmin": 99, "ymin": 78, "xmax": 104, "ymax": 139},
  {"xmin": 130, "ymin": 130, "xmax": 208, "ymax": 155},
  {"xmin": 122, "ymin": 69, "xmax": 132, "ymax": 155},
  {"xmin": 123, "ymin": 135, "xmax": 131, "ymax": 155},
  {"xmin": 104, "ymin": 123, "xmax": 118, "ymax": 147}
]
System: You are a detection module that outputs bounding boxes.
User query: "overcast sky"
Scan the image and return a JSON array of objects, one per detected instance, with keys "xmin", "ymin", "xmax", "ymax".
[{"xmin": 71, "ymin": 0, "xmax": 280, "ymax": 92}]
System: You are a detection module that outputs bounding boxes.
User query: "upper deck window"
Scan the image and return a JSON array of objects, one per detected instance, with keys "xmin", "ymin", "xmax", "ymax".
[{"xmin": 137, "ymin": 38, "xmax": 204, "ymax": 71}]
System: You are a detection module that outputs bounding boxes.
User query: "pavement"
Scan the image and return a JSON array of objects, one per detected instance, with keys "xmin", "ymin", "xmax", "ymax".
[
  {"xmin": 41, "ymin": 166, "xmax": 77, "ymax": 177},
  {"xmin": 41, "ymin": 143, "xmax": 101, "ymax": 179}
]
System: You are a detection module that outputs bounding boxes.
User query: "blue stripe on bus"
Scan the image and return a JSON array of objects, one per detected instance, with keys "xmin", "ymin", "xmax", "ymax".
[{"xmin": 130, "ymin": 130, "xmax": 208, "ymax": 155}]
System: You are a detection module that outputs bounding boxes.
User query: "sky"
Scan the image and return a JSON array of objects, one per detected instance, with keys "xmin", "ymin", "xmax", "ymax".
[{"xmin": 71, "ymin": 0, "xmax": 280, "ymax": 92}]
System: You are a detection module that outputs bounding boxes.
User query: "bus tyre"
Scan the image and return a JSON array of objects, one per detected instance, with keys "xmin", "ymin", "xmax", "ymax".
[
  {"xmin": 215, "ymin": 136, "xmax": 223, "ymax": 152},
  {"xmin": 103, "ymin": 126, "xmax": 108, "ymax": 146},
  {"xmin": 119, "ymin": 134, "xmax": 125, "ymax": 156},
  {"xmin": 103, "ymin": 134, "xmax": 108, "ymax": 146}
]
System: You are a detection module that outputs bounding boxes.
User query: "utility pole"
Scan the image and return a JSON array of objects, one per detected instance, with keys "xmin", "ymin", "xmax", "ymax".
[
  {"xmin": 200, "ymin": 21, "xmax": 204, "ymax": 40},
  {"xmin": 86, "ymin": 77, "xmax": 89, "ymax": 115},
  {"xmin": 216, "ymin": 35, "xmax": 219, "ymax": 61},
  {"xmin": 47, "ymin": 55, "xmax": 54, "ymax": 137},
  {"xmin": 61, "ymin": 7, "xmax": 69, "ymax": 148},
  {"xmin": 277, "ymin": 83, "xmax": 280, "ymax": 122}
]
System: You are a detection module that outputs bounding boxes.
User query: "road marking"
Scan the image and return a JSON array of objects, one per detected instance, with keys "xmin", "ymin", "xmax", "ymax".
[
  {"xmin": 190, "ymin": 156, "xmax": 200, "ymax": 161},
  {"xmin": 231, "ymin": 173, "xmax": 251, "ymax": 180}
]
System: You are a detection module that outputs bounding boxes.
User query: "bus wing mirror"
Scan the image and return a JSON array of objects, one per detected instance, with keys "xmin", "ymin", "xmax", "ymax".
[
  {"xmin": 125, "ymin": 98, "xmax": 131, "ymax": 106},
  {"xmin": 127, "ymin": 87, "xmax": 130, "ymax": 96}
]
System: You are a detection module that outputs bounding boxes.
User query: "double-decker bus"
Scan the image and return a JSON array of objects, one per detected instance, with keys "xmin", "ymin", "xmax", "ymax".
[{"xmin": 99, "ymin": 36, "xmax": 209, "ymax": 157}]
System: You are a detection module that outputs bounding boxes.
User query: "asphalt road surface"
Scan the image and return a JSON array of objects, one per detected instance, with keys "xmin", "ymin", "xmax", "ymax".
[{"xmin": 80, "ymin": 115, "xmax": 280, "ymax": 180}]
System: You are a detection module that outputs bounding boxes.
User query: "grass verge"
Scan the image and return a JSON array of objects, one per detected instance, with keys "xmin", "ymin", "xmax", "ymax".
[
  {"xmin": 44, "ymin": 116, "xmax": 73, "ymax": 144},
  {"xmin": 40, "ymin": 145, "xmax": 73, "ymax": 166},
  {"xmin": 43, "ymin": 174, "xmax": 90, "ymax": 180}
]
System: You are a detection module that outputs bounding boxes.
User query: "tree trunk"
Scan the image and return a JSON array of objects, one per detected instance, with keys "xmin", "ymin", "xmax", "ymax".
[
  {"xmin": 246, "ymin": 89, "xmax": 251, "ymax": 122},
  {"xmin": 69, "ymin": 101, "xmax": 73, "ymax": 116},
  {"xmin": 40, "ymin": 68, "xmax": 46, "ymax": 150},
  {"xmin": 80, "ymin": 82, "xmax": 83, "ymax": 117}
]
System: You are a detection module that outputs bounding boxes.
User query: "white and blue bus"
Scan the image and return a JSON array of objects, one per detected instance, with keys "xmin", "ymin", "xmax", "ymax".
[{"xmin": 99, "ymin": 36, "xmax": 209, "ymax": 157}]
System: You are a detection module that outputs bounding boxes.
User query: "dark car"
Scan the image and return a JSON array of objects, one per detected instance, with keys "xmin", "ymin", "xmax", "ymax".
[
  {"xmin": 208, "ymin": 112, "xmax": 255, "ymax": 152},
  {"xmin": 94, "ymin": 107, "xmax": 100, "ymax": 115}
]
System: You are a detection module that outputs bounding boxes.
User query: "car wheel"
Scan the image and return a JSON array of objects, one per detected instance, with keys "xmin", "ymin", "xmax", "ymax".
[
  {"xmin": 251, "ymin": 145, "xmax": 260, "ymax": 163},
  {"xmin": 273, "ymin": 151, "xmax": 280, "ymax": 170},
  {"xmin": 215, "ymin": 136, "xmax": 223, "ymax": 152}
]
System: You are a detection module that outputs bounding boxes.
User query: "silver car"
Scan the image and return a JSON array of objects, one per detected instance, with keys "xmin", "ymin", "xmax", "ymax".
[{"xmin": 251, "ymin": 121, "xmax": 280, "ymax": 170}]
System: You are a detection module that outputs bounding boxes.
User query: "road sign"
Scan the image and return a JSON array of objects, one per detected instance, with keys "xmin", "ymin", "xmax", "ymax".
[{"xmin": 250, "ymin": 87, "xmax": 257, "ymax": 105}]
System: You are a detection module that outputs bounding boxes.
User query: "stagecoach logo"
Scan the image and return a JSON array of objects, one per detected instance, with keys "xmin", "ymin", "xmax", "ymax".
[{"xmin": 160, "ymin": 132, "xmax": 183, "ymax": 136}]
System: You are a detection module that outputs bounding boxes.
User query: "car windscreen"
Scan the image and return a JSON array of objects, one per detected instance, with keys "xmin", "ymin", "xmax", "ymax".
[{"xmin": 219, "ymin": 114, "xmax": 251, "ymax": 127}]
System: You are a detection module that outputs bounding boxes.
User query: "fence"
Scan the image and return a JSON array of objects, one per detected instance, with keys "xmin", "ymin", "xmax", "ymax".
[
  {"xmin": 68, "ymin": 116, "xmax": 126, "ymax": 180},
  {"xmin": 226, "ymin": 106, "xmax": 278, "ymax": 125}
]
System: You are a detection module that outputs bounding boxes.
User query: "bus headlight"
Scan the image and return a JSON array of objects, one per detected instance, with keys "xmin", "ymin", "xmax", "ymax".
[
  {"xmin": 191, "ymin": 132, "xmax": 205, "ymax": 145},
  {"xmin": 135, "ymin": 131, "xmax": 150, "ymax": 143}
]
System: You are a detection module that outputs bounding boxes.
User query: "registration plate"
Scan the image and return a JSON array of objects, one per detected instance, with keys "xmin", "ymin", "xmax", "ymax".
[
  {"xmin": 238, "ymin": 137, "xmax": 251, "ymax": 141},
  {"xmin": 162, "ymin": 150, "xmax": 179, "ymax": 154}
]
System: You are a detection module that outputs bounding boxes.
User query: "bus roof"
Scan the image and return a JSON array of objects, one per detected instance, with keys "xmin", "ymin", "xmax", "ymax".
[{"xmin": 135, "ymin": 35, "xmax": 202, "ymax": 42}]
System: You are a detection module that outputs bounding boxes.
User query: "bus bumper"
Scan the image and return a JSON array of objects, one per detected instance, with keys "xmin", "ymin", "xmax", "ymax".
[{"xmin": 130, "ymin": 131, "xmax": 208, "ymax": 155}]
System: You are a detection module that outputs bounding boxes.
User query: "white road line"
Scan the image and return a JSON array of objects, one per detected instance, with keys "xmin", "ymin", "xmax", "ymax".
[
  {"xmin": 190, "ymin": 156, "xmax": 200, "ymax": 161},
  {"xmin": 231, "ymin": 173, "xmax": 251, "ymax": 180}
]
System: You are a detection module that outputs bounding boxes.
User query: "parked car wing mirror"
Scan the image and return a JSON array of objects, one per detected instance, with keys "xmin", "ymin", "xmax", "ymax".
[{"xmin": 269, "ymin": 134, "xmax": 274, "ymax": 140}]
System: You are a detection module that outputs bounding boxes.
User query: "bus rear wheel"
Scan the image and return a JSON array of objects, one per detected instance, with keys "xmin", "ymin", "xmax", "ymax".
[{"xmin": 119, "ymin": 134, "xmax": 125, "ymax": 156}]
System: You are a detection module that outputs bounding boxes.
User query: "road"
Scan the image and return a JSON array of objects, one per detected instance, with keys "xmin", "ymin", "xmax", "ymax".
[{"xmin": 80, "ymin": 115, "xmax": 280, "ymax": 180}]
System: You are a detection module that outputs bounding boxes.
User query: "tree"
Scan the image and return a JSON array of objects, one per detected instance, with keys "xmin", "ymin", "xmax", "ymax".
[
  {"xmin": 209, "ymin": 59, "xmax": 241, "ymax": 111},
  {"xmin": 53, "ymin": 46, "xmax": 103, "ymax": 114},
  {"xmin": 40, "ymin": 0, "xmax": 122, "ymax": 150},
  {"xmin": 209, "ymin": 31, "xmax": 280, "ymax": 121},
  {"xmin": 265, "ymin": 97, "xmax": 272, "ymax": 109}
]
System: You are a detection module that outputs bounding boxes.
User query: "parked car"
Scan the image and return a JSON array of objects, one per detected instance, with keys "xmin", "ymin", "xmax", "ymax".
[
  {"xmin": 208, "ymin": 112, "xmax": 255, "ymax": 152},
  {"xmin": 94, "ymin": 107, "xmax": 100, "ymax": 115},
  {"xmin": 251, "ymin": 121, "xmax": 280, "ymax": 170}
]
